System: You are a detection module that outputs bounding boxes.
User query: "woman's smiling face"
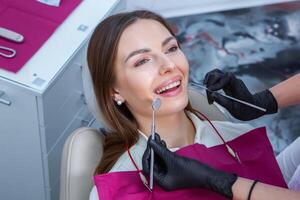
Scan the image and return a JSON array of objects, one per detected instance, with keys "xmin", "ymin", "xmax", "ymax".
[{"xmin": 113, "ymin": 19, "xmax": 190, "ymax": 118}]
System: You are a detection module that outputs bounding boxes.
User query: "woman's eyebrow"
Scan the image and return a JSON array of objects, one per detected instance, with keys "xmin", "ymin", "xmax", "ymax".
[
  {"xmin": 125, "ymin": 48, "xmax": 150, "ymax": 63},
  {"xmin": 124, "ymin": 36, "xmax": 176, "ymax": 63},
  {"xmin": 162, "ymin": 36, "xmax": 176, "ymax": 46}
]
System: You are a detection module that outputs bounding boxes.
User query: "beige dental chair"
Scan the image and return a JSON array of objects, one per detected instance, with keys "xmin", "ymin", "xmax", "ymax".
[{"xmin": 59, "ymin": 65, "xmax": 229, "ymax": 200}]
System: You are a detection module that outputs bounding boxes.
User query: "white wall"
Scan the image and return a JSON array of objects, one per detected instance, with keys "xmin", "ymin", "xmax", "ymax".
[{"xmin": 126, "ymin": 0, "xmax": 298, "ymax": 18}]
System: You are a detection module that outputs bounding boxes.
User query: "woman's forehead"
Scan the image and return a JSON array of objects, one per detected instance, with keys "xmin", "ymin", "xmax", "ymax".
[
  {"xmin": 117, "ymin": 19, "xmax": 172, "ymax": 56},
  {"xmin": 127, "ymin": 18, "xmax": 168, "ymax": 32}
]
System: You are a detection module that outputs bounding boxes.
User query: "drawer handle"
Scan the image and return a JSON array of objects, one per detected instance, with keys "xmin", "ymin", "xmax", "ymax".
[{"xmin": 0, "ymin": 91, "xmax": 11, "ymax": 106}]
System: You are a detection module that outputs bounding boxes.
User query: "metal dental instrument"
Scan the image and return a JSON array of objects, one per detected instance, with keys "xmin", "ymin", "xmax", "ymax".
[
  {"xmin": 190, "ymin": 82, "xmax": 267, "ymax": 112},
  {"xmin": 150, "ymin": 98, "xmax": 161, "ymax": 191},
  {"xmin": 0, "ymin": 45, "xmax": 16, "ymax": 58},
  {"xmin": 0, "ymin": 27, "xmax": 24, "ymax": 43}
]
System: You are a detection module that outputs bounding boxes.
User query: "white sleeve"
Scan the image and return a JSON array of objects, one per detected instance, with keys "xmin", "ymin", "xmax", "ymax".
[
  {"xmin": 276, "ymin": 136, "xmax": 300, "ymax": 184},
  {"xmin": 288, "ymin": 165, "xmax": 300, "ymax": 190},
  {"xmin": 89, "ymin": 186, "xmax": 99, "ymax": 200}
]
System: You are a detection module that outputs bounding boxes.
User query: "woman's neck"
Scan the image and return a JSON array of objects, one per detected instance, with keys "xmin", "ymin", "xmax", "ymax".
[{"xmin": 138, "ymin": 110, "xmax": 196, "ymax": 148}]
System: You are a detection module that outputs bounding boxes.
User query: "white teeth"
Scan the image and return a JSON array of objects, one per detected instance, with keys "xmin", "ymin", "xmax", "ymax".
[{"xmin": 156, "ymin": 80, "xmax": 181, "ymax": 94}]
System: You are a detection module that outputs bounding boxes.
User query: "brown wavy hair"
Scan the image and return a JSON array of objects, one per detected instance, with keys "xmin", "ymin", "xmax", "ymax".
[{"xmin": 87, "ymin": 10, "xmax": 194, "ymax": 174}]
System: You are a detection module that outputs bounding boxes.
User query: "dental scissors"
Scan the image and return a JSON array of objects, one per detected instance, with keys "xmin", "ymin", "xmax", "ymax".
[{"xmin": 0, "ymin": 45, "xmax": 16, "ymax": 58}]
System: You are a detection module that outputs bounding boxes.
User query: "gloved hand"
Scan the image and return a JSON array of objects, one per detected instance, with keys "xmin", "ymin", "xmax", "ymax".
[
  {"xmin": 203, "ymin": 68, "xmax": 278, "ymax": 121},
  {"xmin": 142, "ymin": 133, "xmax": 237, "ymax": 199}
]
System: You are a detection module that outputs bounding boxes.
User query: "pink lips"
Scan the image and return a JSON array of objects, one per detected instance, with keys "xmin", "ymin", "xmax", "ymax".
[
  {"xmin": 158, "ymin": 83, "xmax": 182, "ymax": 97},
  {"xmin": 154, "ymin": 76, "xmax": 181, "ymax": 92},
  {"xmin": 154, "ymin": 75, "xmax": 183, "ymax": 97}
]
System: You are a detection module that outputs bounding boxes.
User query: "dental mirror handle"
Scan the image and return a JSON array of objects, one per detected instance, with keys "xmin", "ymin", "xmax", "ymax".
[
  {"xmin": 150, "ymin": 148, "xmax": 154, "ymax": 189},
  {"xmin": 150, "ymin": 110, "xmax": 155, "ymax": 190}
]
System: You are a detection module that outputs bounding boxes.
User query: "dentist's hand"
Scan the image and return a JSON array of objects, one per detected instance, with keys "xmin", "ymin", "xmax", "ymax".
[
  {"xmin": 203, "ymin": 69, "xmax": 278, "ymax": 121},
  {"xmin": 142, "ymin": 133, "xmax": 237, "ymax": 198}
]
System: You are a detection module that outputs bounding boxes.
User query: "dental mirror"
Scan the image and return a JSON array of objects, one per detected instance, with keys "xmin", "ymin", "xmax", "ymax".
[
  {"xmin": 149, "ymin": 98, "xmax": 161, "ymax": 190},
  {"xmin": 152, "ymin": 98, "xmax": 161, "ymax": 111}
]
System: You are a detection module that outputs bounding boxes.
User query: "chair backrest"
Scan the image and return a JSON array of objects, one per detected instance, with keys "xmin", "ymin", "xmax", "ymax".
[
  {"xmin": 59, "ymin": 127, "xmax": 104, "ymax": 200},
  {"xmin": 59, "ymin": 65, "xmax": 228, "ymax": 200}
]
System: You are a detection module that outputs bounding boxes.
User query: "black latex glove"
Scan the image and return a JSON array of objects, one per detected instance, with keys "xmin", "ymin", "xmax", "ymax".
[
  {"xmin": 203, "ymin": 68, "xmax": 278, "ymax": 121},
  {"xmin": 142, "ymin": 133, "xmax": 237, "ymax": 199}
]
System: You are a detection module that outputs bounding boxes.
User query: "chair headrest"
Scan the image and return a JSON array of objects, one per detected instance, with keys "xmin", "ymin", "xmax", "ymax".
[{"xmin": 82, "ymin": 61, "xmax": 110, "ymax": 130}]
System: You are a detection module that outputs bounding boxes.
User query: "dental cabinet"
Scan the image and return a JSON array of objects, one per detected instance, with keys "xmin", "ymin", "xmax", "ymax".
[{"xmin": 0, "ymin": 0, "xmax": 123, "ymax": 200}]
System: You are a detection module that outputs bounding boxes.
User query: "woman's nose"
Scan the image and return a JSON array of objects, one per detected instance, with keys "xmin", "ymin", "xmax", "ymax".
[{"xmin": 158, "ymin": 55, "xmax": 176, "ymax": 75}]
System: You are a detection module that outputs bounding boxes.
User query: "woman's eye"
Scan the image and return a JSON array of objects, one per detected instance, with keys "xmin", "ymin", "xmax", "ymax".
[
  {"xmin": 134, "ymin": 58, "xmax": 149, "ymax": 67},
  {"xmin": 166, "ymin": 46, "xmax": 178, "ymax": 54}
]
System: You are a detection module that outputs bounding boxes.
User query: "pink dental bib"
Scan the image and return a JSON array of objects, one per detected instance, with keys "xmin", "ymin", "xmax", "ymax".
[{"xmin": 94, "ymin": 127, "xmax": 287, "ymax": 200}]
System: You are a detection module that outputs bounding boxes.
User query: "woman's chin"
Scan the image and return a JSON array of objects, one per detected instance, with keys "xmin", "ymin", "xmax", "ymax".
[{"xmin": 161, "ymin": 96, "xmax": 189, "ymax": 115}]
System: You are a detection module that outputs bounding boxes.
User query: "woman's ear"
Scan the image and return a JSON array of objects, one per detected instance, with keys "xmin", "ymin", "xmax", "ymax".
[{"xmin": 112, "ymin": 88, "xmax": 125, "ymax": 104}]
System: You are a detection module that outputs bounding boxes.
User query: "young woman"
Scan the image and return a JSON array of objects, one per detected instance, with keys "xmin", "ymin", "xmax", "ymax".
[{"xmin": 86, "ymin": 10, "xmax": 296, "ymax": 200}]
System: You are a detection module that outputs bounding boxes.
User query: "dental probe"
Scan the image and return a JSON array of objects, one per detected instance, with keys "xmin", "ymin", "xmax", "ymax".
[
  {"xmin": 190, "ymin": 82, "xmax": 267, "ymax": 112},
  {"xmin": 150, "ymin": 98, "xmax": 161, "ymax": 191}
]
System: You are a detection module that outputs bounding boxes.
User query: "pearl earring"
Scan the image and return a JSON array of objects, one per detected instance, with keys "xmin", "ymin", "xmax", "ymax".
[{"xmin": 117, "ymin": 100, "xmax": 123, "ymax": 105}]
